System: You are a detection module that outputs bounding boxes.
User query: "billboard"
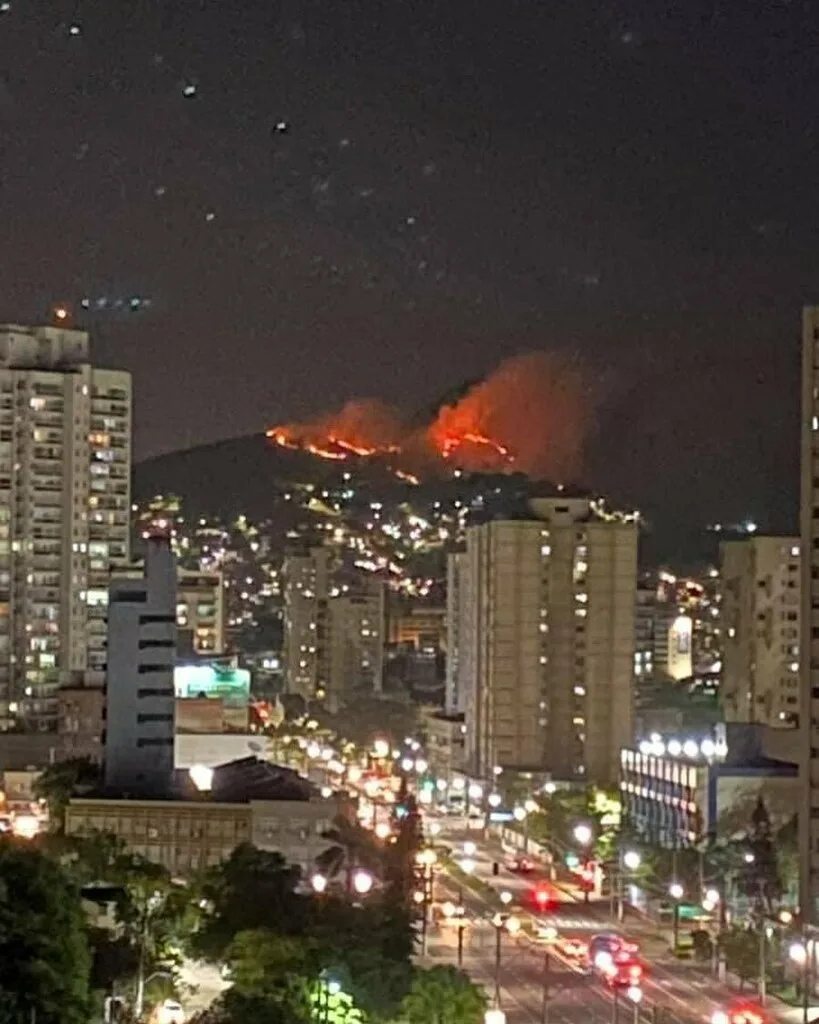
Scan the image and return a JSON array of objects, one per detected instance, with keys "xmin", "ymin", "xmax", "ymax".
[{"xmin": 174, "ymin": 664, "xmax": 251, "ymax": 707}]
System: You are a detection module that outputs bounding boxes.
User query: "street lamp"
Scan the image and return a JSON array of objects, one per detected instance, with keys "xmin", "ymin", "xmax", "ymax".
[
  {"xmin": 463, "ymin": 841, "xmax": 477, "ymax": 857},
  {"xmin": 311, "ymin": 872, "xmax": 328, "ymax": 894},
  {"xmin": 613, "ymin": 850, "xmax": 641, "ymax": 922},
  {"xmin": 352, "ymin": 869, "xmax": 373, "ymax": 895},
  {"xmin": 488, "ymin": 792, "xmax": 502, "ymax": 808},
  {"xmin": 573, "ymin": 823, "xmax": 593, "ymax": 846},
  {"xmin": 485, "ymin": 1011, "xmax": 506, "ymax": 1024},
  {"xmin": 500, "ymin": 890, "xmax": 513, "ymax": 906},
  {"xmin": 669, "ymin": 883, "xmax": 684, "ymax": 956},
  {"xmin": 442, "ymin": 900, "xmax": 469, "ymax": 966},
  {"xmin": 491, "ymin": 914, "xmax": 521, "ymax": 1006}
]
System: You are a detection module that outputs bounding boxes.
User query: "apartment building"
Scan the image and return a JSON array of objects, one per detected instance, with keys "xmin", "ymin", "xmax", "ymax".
[
  {"xmin": 177, "ymin": 568, "xmax": 225, "ymax": 655},
  {"xmin": 800, "ymin": 307, "xmax": 819, "ymax": 924},
  {"xmin": 327, "ymin": 581, "xmax": 385, "ymax": 708},
  {"xmin": 0, "ymin": 324, "xmax": 130, "ymax": 730},
  {"xmin": 454, "ymin": 496, "xmax": 638, "ymax": 785},
  {"xmin": 721, "ymin": 535, "xmax": 800, "ymax": 728},
  {"xmin": 282, "ymin": 548, "xmax": 331, "ymax": 699}
]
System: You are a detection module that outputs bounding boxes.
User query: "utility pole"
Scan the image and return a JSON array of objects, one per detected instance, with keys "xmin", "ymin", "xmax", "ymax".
[
  {"xmin": 541, "ymin": 950, "xmax": 550, "ymax": 1024},
  {"xmin": 494, "ymin": 924, "xmax": 502, "ymax": 1006},
  {"xmin": 758, "ymin": 921, "xmax": 767, "ymax": 1005}
]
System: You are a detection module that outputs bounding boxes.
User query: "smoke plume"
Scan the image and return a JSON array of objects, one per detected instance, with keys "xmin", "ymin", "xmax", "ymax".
[{"xmin": 269, "ymin": 351, "xmax": 591, "ymax": 482}]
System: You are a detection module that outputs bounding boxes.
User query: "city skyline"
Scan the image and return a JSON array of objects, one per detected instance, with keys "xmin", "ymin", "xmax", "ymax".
[{"xmin": 0, "ymin": 0, "xmax": 812, "ymax": 559}]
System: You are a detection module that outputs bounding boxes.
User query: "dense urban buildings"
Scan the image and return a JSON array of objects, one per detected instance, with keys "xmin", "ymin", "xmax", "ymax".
[
  {"xmin": 800, "ymin": 305, "xmax": 819, "ymax": 925},
  {"xmin": 0, "ymin": 324, "xmax": 131, "ymax": 731},
  {"xmin": 451, "ymin": 495, "xmax": 639, "ymax": 785},
  {"xmin": 720, "ymin": 534, "xmax": 800, "ymax": 728}
]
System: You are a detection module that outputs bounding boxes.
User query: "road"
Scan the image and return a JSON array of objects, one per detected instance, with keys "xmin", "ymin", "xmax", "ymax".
[{"xmin": 423, "ymin": 817, "xmax": 805, "ymax": 1024}]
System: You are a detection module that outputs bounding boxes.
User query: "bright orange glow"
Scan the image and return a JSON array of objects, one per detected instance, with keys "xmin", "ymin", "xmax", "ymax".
[{"xmin": 266, "ymin": 353, "xmax": 590, "ymax": 480}]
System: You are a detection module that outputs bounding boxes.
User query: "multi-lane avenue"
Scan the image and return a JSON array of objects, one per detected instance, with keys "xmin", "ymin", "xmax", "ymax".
[{"xmin": 420, "ymin": 816, "xmax": 804, "ymax": 1024}]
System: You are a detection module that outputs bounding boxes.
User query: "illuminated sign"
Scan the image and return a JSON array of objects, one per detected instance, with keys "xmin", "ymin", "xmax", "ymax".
[{"xmin": 174, "ymin": 664, "xmax": 251, "ymax": 707}]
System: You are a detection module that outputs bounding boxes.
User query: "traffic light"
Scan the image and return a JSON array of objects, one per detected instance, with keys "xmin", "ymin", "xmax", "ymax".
[
  {"xmin": 534, "ymin": 888, "xmax": 551, "ymax": 910},
  {"xmin": 565, "ymin": 853, "xmax": 580, "ymax": 869}
]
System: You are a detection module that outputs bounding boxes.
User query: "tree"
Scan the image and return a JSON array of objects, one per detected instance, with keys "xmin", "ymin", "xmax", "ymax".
[
  {"xmin": 34, "ymin": 756, "xmax": 100, "ymax": 832},
  {"xmin": 190, "ymin": 844, "xmax": 306, "ymax": 962},
  {"xmin": 225, "ymin": 928, "xmax": 316, "ymax": 1022},
  {"xmin": 399, "ymin": 966, "xmax": 487, "ymax": 1024},
  {"xmin": 384, "ymin": 785, "xmax": 422, "ymax": 909},
  {"xmin": 316, "ymin": 814, "xmax": 384, "ymax": 882},
  {"xmin": 720, "ymin": 928, "xmax": 759, "ymax": 989},
  {"xmin": 736, "ymin": 798, "xmax": 782, "ymax": 912},
  {"xmin": 0, "ymin": 839, "xmax": 92, "ymax": 1024}
]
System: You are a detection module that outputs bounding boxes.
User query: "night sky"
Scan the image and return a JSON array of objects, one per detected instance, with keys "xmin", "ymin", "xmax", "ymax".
[{"xmin": 0, "ymin": 0, "xmax": 815, "ymax": 560}]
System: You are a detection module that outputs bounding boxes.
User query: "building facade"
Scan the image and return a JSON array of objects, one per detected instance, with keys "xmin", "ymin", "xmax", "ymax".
[
  {"xmin": 620, "ymin": 728, "xmax": 797, "ymax": 849},
  {"xmin": 327, "ymin": 583, "xmax": 385, "ymax": 707},
  {"xmin": 800, "ymin": 306, "xmax": 819, "ymax": 923},
  {"xmin": 0, "ymin": 324, "xmax": 131, "ymax": 730},
  {"xmin": 721, "ymin": 535, "xmax": 800, "ymax": 728},
  {"xmin": 282, "ymin": 548, "xmax": 331, "ymax": 699},
  {"xmin": 445, "ymin": 553, "xmax": 467, "ymax": 714},
  {"xmin": 456, "ymin": 497, "xmax": 639, "ymax": 784},
  {"xmin": 177, "ymin": 568, "xmax": 225, "ymax": 656},
  {"xmin": 104, "ymin": 536, "xmax": 177, "ymax": 793},
  {"xmin": 65, "ymin": 792, "xmax": 344, "ymax": 875}
]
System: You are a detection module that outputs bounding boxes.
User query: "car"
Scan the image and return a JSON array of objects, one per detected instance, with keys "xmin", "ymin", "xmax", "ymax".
[
  {"xmin": 156, "ymin": 1001, "xmax": 185, "ymax": 1024},
  {"xmin": 595, "ymin": 951, "xmax": 644, "ymax": 989},
  {"xmin": 711, "ymin": 1007, "xmax": 766, "ymax": 1024},
  {"xmin": 534, "ymin": 924, "xmax": 559, "ymax": 944},
  {"xmin": 504, "ymin": 853, "xmax": 534, "ymax": 872},
  {"xmin": 559, "ymin": 937, "xmax": 588, "ymax": 960}
]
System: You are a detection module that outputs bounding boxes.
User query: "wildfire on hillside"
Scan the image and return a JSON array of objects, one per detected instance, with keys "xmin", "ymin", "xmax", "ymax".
[{"xmin": 267, "ymin": 352, "xmax": 590, "ymax": 481}]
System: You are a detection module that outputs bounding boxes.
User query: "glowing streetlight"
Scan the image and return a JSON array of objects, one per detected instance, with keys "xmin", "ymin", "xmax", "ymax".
[
  {"xmin": 623, "ymin": 850, "xmax": 641, "ymax": 871},
  {"xmin": 505, "ymin": 915, "xmax": 521, "ymax": 934},
  {"xmin": 311, "ymin": 873, "xmax": 328, "ymax": 893},
  {"xmin": 744, "ymin": 851, "xmax": 756, "ymax": 864},
  {"xmin": 488, "ymin": 792, "xmax": 502, "ymax": 808},
  {"xmin": 372, "ymin": 738, "xmax": 390, "ymax": 758},
  {"xmin": 352, "ymin": 870, "xmax": 374, "ymax": 895},
  {"xmin": 669, "ymin": 882, "xmax": 684, "ymax": 900},
  {"xmin": 416, "ymin": 849, "xmax": 438, "ymax": 868},
  {"xmin": 790, "ymin": 942, "xmax": 807, "ymax": 965},
  {"xmin": 320, "ymin": 785, "xmax": 333, "ymax": 798},
  {"xmin": 374, "ymin": 822, "xmax": 391, "ymax": 840},
  {"xmin": 500, "ymin": 890, "xmax": 513, "ymax": 906},
  {"xmin": 485, "ymin": 1011, "xmax": 507, "ymax": 1024},
  {"xmin": 428, "ymin": 821, "xmax": 441, "ymax": 836},
  {"xmin": 463, "ymin": 841, "xmax": 477, "ymax": 857},
  {"xmin": 460, "ymin": 857, "xmax": 476, "ymax": 874},
  {"xmin": 468, "ymin": 783, "xmax": 484, "ymax": 800},
  {"xmin": 513, "ymin": 806, "xmax": 527, "ymax": 822},
  {"xmin": 704, "ymin": 888, "xmax": 720, "ymax": 905},
  {"xmin": 189, "ymin": 764, "xmax": 214, "ymax": 792},
  {"xmin": 543, "ymin": 782, "xmax": 557, "ymax": 795},
  {"xmin": 415, "ymin": 758, "xmax": 428, "ymax": 773},
  {"xmin": 524, "ymin": 798, "xmax": 539, "ymax": 814},
  {"xmin": 626, "ymin": 986, "xmax": 643, "ymax": 1004},
  {"xmin": 573, "ymin": 823, "xmax": 593, "ymax": 846}
]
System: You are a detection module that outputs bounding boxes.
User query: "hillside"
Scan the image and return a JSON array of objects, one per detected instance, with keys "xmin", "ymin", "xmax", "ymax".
[{"xmin": 134, "ymin": 433, "xmax": 425, "ymax": 519}]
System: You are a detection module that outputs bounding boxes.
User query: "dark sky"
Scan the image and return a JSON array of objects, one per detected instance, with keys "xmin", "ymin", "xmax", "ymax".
[{"xmin": 0, "ymin": 0, "xmax": 815, "ymax": 559}]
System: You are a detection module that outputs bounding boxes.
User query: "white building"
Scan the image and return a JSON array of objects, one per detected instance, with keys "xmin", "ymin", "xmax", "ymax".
[
  {"xmin": 456, "ymin": 497, "xmax": 639, "ymax": 785},
  {"xmin": 104, "ymin": 535, "xmax": 176, "ymax": 793},
  {"xmin": 721, "ymin": 535, "xmax": 800, "ymax": 728},
  {"xmin": 282, "ymin": 548, "xmax": 330, "ymax": 699},
  {"xmin": 0, "ymin": 324, "xmax": 131, "ymax": 730}
]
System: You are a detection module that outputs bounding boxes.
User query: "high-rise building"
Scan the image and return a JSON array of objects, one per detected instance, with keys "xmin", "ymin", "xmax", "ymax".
[
  {"xmin": 455, "ymin": 496, "xmax": 639, "ymax": 784},
  {"xmin": 327, "ymin": 581, "xmax": 385, "ymax": 708},
  {"xmin": 0, "ymin": 324, "xmax": 131, "ymax": 730},
  {"xmin": 720, "ymin": 535, "xmax": 800, "ymax": 728},
  {"xmin": 104, "ymin": 535, "xmax": 176, "ymax": 793},
  {"xmin": 445, "ymin": 552, "xmax": 467, "ymax": 714},
  {"xmin": 800, "ymin": 306, "xmax": 819, "ymax": 923},
  {"xmin": 282, "ymin": 548, "xmax": 331, "ymax": 699}
]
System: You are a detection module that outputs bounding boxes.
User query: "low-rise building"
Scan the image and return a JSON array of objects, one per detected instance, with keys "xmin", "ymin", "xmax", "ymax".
[
  {"xmin": 65, "ymin": 757, "xmax": 347, "ymax": 876},
  {"xmin": 421, "ymin": 708, "xmax": 466, "ymax": 781},
  {"xmin": 619, "ymin": 724, "xmax": 797, "ymax": 848}
]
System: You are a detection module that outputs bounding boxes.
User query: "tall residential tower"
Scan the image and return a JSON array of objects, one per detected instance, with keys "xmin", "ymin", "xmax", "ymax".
[
  {"xmin": 454, "ymin": 496, "xmax": 639, "ymax": 785},
  {"xmin": 0, "ymin": 324, "xmax": 131, "ymax": 731}
]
